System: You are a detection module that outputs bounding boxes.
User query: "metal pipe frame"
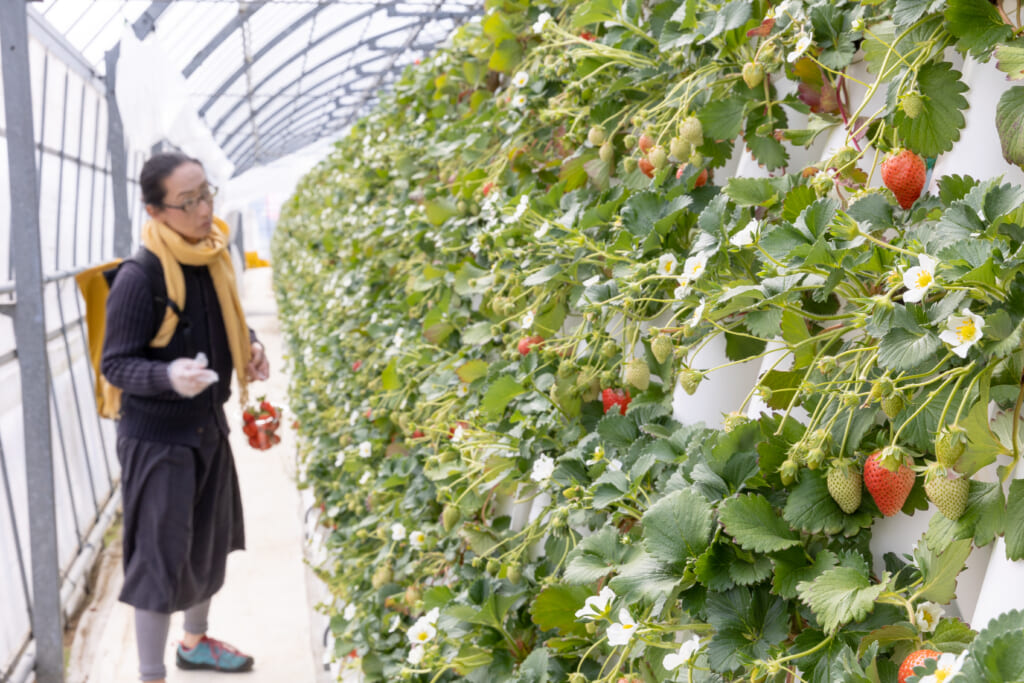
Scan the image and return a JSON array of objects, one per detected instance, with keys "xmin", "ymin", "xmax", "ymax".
[
  {"xmin": 0, "ymin": 2, "xmax": 64, "ymax": 682},
  {"xmin": 105, "ymin": 45, "xmax": 132, "ymax": 259}
]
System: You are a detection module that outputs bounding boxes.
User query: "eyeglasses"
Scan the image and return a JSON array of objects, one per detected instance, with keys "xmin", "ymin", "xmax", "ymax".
[{"xmin": 162, "ymin": 184, "xmax": 218, "ymax": 214}]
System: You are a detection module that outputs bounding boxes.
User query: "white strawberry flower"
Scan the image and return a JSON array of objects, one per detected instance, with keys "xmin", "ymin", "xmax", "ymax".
[
  {"xmin": 673, "ymin": 279, "xmax": 690, "ymax": 301},
  {"xmin": 914, "ymin": 601, "xmax": 944, "ymax": 633},
  {"xmin": 939, "ymin": 308, "xmax": 984, "ymax": 358},
  {"xmin": 574, "ymin": 586, "xmax": 615, "ymax": 620},
  {"xmin": 918, "ymin": 651, "xmax": 967, "ymax": 683},
  {"xmin": 606, "ymin": 608, "xmax": 638, "ymax": 646},
  {"xmin": 681, "ymin": 252, "xmax": 708, "ymax": 284},
  {"xmin": 658, "ymin": 253, "xmax": 679, "ymax": 276},
  {"xmin": 530, "ymin": 454, "xmax": 555, "ymax": 483},
  {"xmin": 512, "ymin": 93, "xmax": 527, "ymax": 108},
  {"xmin": 512, "ymin": 71, "xmax": 529, "ymax": 88},
  {"xmin": 608, "ymin": 458, "xmax": 623, "ymax": 472},
  {"xmin": 582, "ymin": 274, "xmax": 601, "ymax": 287},
  {"xmin": 344, "ymin": 603, "xmax": 357, "ymax": 620},
  {"xmin": 388, "ymin": 615, "xmax": 401, "ymax": 633},
  {"xmin": 457, "ymin": 382, "xmax": 469, "ymax": 397},
  {"xmin": 452, "ymin": 424, "xmax": 465, "ymax": 442},
  {"xmin": 902, "ymin": 254, "xmax": 938, "ymax": 303},
  {"xmin": 334, "ymin": 451, "xmax": 346, "ymax": 467},
  {"xmin": 532, "ymin": 11, "xmax": 553, "ymax": 33},
  {"xmin": 358, "ymin": 441, "xmax": 373, "ymax": 458},
  {"xmin": 691, "ymin": 299, "xmax": 706, "ymax": 327},
  {"xmin": 730, "ymin": 219, "xmax": 759, "ymax": 247},
  {"xmin": 358, "ymin": 471, "xmax": 371, "ymax": 485},
  {"xmin": 408, "ymin": 619, "xmax": 436, "ymax": 645},
  {"xmin": 522, "ymin": 310, "xmax": 535, "ymax": 329},
  {"xmin": 409, "ymin": 530, "xmax": 426, "ymax": 548},
  {"xmin": 787, "ymin": 31, "xmax": 813, "ymax": 62},
  {"xmin": 424, "ymin": 607, "xmax": 440, "ymax": 624},
  {"xmin": 391, "ymin": 522, "xmax": 407, "ymax": 541},
  {"xmin": 663, "ymin": 634, "xmax": 702, "ymax": 671},
  {"xmin": 534, "ymin": 222, "xmax": 551, "ymax": 239},
  {"xmin": 407, "ymin": 645, "xmax": 425, "ymax": 665}
]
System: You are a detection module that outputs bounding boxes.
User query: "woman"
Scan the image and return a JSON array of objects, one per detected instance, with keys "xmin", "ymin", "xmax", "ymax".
[{"xmin": 101, "ymin": 152, "xmax": 269, "ymax": 682}]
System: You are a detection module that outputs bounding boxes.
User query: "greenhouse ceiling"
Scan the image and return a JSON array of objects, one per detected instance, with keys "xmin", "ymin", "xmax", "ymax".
[{"xmin": 36, "ymin": 0, "xmax": 483, "ymax": 175}]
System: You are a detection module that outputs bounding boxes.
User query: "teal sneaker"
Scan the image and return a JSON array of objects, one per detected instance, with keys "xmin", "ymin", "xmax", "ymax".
[{"xmin": 176, "ymin": 635, "xmax": 254, "ymax": 673}]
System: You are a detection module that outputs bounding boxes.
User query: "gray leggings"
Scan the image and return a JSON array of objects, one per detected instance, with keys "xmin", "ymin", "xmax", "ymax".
[{"xmin": 134, "ymin": 599, "xmax": 211, "ymax": 682}]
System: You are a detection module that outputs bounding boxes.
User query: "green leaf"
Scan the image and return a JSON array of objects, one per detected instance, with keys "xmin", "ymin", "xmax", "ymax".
[
  {"xmin": 894, "ymin": 0, "xmax": 944, "ymax": 25},
  {"xmin": 859, "ymin": 623, "xmax": 919, "ymax": 655},
  {"xmin": 670, "ymin": 0, "xmax": 698, "ymax": 28},
  {"xmin": 381, "ymin": 358, "xmax": 400, "ymax": 391},
  {"xmin": 529, "ymin": 585, "xmax": 592, "ymax": 635},
  {"xmin": 957, "ymin": 368, "xmax": 1008, "ymax": 477},
  {"xmin": 773, "ymin": 548, "xmax": 838, "ymax": 600},
  {"xmin": 425, "ymin": 198, "xmax": 458, "ymax": 225},
  {"xmin": 877, "ymin": 327, "xmax": 941, "ymax": 372},
  {"xmin": 745, "ymin": 308, "xmax": 783, "ymax": 339},
  {"xmin": 718, "ymin": 494, "xmax": 802, "ymax": 553},
  {"xmin": 642, "ymin": 488, "xmax": 714, "ymax": 563},
  {"xmin": 698, "ymin": 98, "xmax": 745, "ymax": 141},
  {"xmin": 729, "ymin": 553, "xmax": 774, "ymax": 586},
  {"xmin": 1004, "ymin": 479, "xmax": 1024, "ymax": 561},
  {"xmin": 928, "ymin": 617, "xmax": 976, "ymax": 651},
  {"xmin": 481, "ymin": 375, "xmax": 525, "ymax": 420},
  {"xmin": 995, "ymin": 39, "xmax": 1024, "ymax": 79},
  {"xmin": 706, "ymin": 587, "xmax": 789, "ymax": 673},
  {"xmin": 797, "ymin": 566, "xmax": 888, "ymax": 633},
  {"xmin": 572, "ymin": 0, "xmax": 621, "ymax": 27},
  {"xmin": 724, "ymin": 177, "xmax": 778, "ymax": 207},
  {"xmin": 457, "ymin": 359, "xmax": 488, "ymax": 383},
  {"xmin": 915, "ymin": 538, "xmax": 972, "ymax": 604},
  {"xmin": 944, "ymin": 0, "xmax": 1013, "ymax": 57},
  {"xmin": 611, "ymin": 551, "xmax": 690, "ymax": 601},
  {"xmin": 784, "ymin": 469, "xmax": 874, "ymax": 536},
  {"xmin": 597, "ymin": 414, "xmax": 639, "ymax": 447},
  {"xmin": 894, "ymin": 61, "xmax": 968, "ymax": 158},
  {"xmin": 564, "ymin": 527, "xmax": 639, "ymax": 584},
  {"xmin": 515, "ymin": 647, "xmax": 549, "ymax": 683},
  {"xmin": 997, "ymin": 86, "xmax": 1024, "ymax": 170},
  {"xmin": 523, "ymin": 264, "xmax": 561, "ymax": 286},
  {"xmin": 926, "ymin": 480, "xmax": 1007, "ymax": 551}
]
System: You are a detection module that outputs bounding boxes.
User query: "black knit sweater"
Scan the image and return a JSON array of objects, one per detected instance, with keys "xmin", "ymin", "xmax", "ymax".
[{"xmin": 100, "ymin": 260, "xmax": 253, "ymax": 447}]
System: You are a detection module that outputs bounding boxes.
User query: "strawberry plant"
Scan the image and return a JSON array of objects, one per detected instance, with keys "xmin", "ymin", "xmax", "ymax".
[{"xmin": 271, "ymin": 0, "xmax": 1024, "ymax": 681}]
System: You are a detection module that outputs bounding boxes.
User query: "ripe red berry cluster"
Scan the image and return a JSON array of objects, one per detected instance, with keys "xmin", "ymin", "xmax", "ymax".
[{"xmin": 242, "ymin": 396, "xmax": 282, "ymax": 450}]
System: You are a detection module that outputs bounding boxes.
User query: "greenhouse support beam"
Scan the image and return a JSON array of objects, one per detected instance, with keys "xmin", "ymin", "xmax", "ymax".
[
  {"xmin": 104, "ymin": 46, "xmax": 133, "ymax": 258},
  {"xmin": 0, "ymin": 1, "xmax": 64, "ymax": 682}
]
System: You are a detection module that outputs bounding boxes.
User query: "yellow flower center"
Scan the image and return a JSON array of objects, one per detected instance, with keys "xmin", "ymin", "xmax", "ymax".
[
  {"xmin": 935, "ymin": 670, "xmax": 950, "ymax": 682},
  {"xmin": 663, "ymin": 262, "xmax": 674, "ymax": 273},
  {"xmin": 623, "ymin": 623, "xmax": 635, "ymax": 631},
  {"xmin": 957, "ymin": 319, "xmax": 976, "ymax": 342},
  {"xmin": 691, "ymin": 264, "xmax": 702, "ymax": 276},
  {"xmin": 915, "ymin": 271, "xmax": 933, "ymax": 289},
  {"xmin": 416, "ymin": 632, "xmax": 429, "ymax": 642}
]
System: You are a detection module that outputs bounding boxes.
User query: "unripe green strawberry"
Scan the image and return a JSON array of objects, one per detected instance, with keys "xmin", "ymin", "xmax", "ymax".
[
  {"xmin": 742, "ymin": 61, "xmax": 765, "ymax": 88},
  {"xmin": 568, "ymin": 673, "xmax": 587, "ymax": 683},
  {"xmin": 624, "ymin": 358, "xmax": 650, "ymax": 391},
  {"xmin": 779, "ymin": 458, "xmax": 800, "ymax": 486},
  {"xmin": 678, "ymin": 368, "xmax": 703, "ymax": 395},
  {"xmin": 679, "ymin": 116, "xmax": 703, "ymax": 146},
  {"xmin": 599, "ymin": 141, "xmax": 615, "ymax": 164},
  {"xmin": 441, "ymin": 505, "xmax": 461, "ymax": 532},
  {"xmin": 827, "ymin": 462, "xmax": 862, "ymax": 514},
  {"xmin": 405, "ymin": 584, "xmax": 422, "ymax": 605},
  {"xmin": 869, "ymin": 377, "xmax": 894, "ymax": 403},
  {"xmin": 723, "ymin": 412, "xmax": 747, "ymax": 433},
  {"xmin": 601, "ymin": 340, "xmax": 619, "ymax": 358},
  {"xmin": 842, "ymin": 392, "xmax": 859, "ymax": 408},
  {"xmin": 471, "ymin": 557, "xmax": 483, "ymax": 569},
  {"xmin": 649, "ymin": 146, "xmax": 668, "ymax": 170},
  {"xmin": 651, "ymin": 334, "xmax": 673, "ymax": 364},
  {"xmin": 371, "ymin": 564, "xmax": 393, "ymax": 589},
  {"xmin": 805, "ymin": 447, "xmax": 826, "ymax": 470},
  {"xmin": 817, "ymin": 356, "xmax": 837, "ymax": 376},
  {"xmin": 623, "ymin": 134, "xmax": 638, "ymax": 149},
  {"xmin": 588, "ymin": 125, "xmax": 606, "ymax": 146},
  {"xmin": 881, "ymin": 392, "xmax": 905, "ymax": 419},
  {"xmin": 935, "ymin": 425, "xmax": 967, "ymax": 468},
  {"xmin": 486, "ymin": 558, "xmax": 501, "ymax": 575},
  {"xmin": 669, "ymin": 136, "xmax": 691, "ymax": 160},
  {"xmin": 863, "ymin": 448, "xmax": 915, "ymax": 516},
  {"xmin": 901, "ymin": 92, "xmax": 924, "ymax": 119},
  {"xmin": 623, "ymin": 157, "xmax": 638, "ymax": 173},
  {"xmin": 506, "ymin": 562, "xmax": 522, "ymax": 585},
  {"xmin": 924, "ymin": 464, "xmax": 969, "ymax": 521}
]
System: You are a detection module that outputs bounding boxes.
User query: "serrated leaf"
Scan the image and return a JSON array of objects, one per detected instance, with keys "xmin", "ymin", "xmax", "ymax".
[
  {"xmin": 928, "ymin": 617, "xmax": 976, "ymax": 651},
  {"xmin": 915, "ymin": 538, "xmax": 972, "ymax": 604},
  {"xmin": 925, "ymin": 480, "xmax": 1006, "ymax": 551},
  {"xmin": 1004, "ymin": 479, "xmax": 1024, "ymax": 560},
  {"xmin": 564, "ymin": 526, "xmax": 638, "ymax": 583},
  {"xmin": 698, "ymin": 98, "xmax": 745, "ymax": 141},
  {"xmin": 724, "ymin": 177, "xmax": 779, "ymax": 207},
  {"xmin": 997, "ymin": 86, "xmax": 1024, "ymax": 170},
  {"xmin": 859, "ymin": 623, "xmax": 918, "ymax": 656},
  {"xmin": 610, "ymin": 551, "xmax": 689, "ymax": 601},
  {"xmin": 784, "ymin": 469, "xmax": 874, "ymax": 536},
  {"xmin": 529, "ymin": 585, "xmax": 592, "ymax": 635},
  {"xmin": 642, "ymin": 488, "xmax": 714, "ymax": 563},
  {"xmin": 772, "ymin": 548, "xmax": 838, "ymax": 600},
  {"xmin": 944, "ymin": 0, "xmax": 1013, "ymax": 57},
  {"xmin": 995, "ymin": 39, "xmax": 1024, "ymax": 79},
  {"xmin": 706, "ymin": 587, "xmax": 789, "ymax": 673},
  {"xmin": 457, "ymin": 359, "xmax": 488, "ymax": 383},
  {"xmin": 597, "ymin": 414, "xmax": 639, "ymax": 447},
  {"xmin": 523, "ymin": 264, "xmax": 561, "ymax": 286},
  {"xmin": 745, "ymin": 308, "xmax": 783, "ymax": 339},
  {"xmin": 894, "ymin": 0, "xmax": 943, "ymax": 25},
  {"xmin": 728, "ymin": 553, "xmax": 774, "ymax": 586},
  {"xmin": 894, "ymin": 62, "xmax": 968, "ymax": 158},
  {"xmin": 695, "ymin": 541, "xmax": 737, "ymax": 591},
  {"xmin": 572, "ymin": 0, "xmax": 621, "ymax": 27},
  {"xmin": 877, "ymin": 327, "xmax": 941, "ymax": 371},
  {"xmin": 719, "ymin": 493, "xmax": 801, "ymax": 553},
  {"xmin": 481, "ymin": 375, "xmax": 525, "ymax": 419},
  {"xmin": 797, "ymin": 566, "xmax": 888, "ymax": 633},
  {"xmin": 381, "ymin": 357, "xmax": 400, "ymax": 391}
]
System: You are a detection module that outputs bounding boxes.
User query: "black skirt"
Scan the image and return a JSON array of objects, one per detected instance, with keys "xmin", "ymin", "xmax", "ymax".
[{"xmin": 117, "ymin": 420, "xmax": 245, "ymax": 613}]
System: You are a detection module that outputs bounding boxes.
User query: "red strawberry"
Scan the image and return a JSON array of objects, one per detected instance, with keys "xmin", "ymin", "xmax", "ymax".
[
  {"xmin": 448, "ymin": 421, "xmax": 470, "ymax": 438},
  {"xmin": 411, "ymin": 429, "xmax": 425, "ymax": 438},
  {"xmin": 517, "ymin": 335, "xmax": 545, "ymax": 355},
  {"xmin": 261, "ymin": 400, "xmax": 277, "ymax": 418},
  {"xmin": 482, "ymin": 181, "xmax": 494, "ymax": 196},
  {"xmin": 898, "ymin": 649, "xmax": 942, "ymax": 683},
  {"xmin": 881, "ymin": 149, "xmax": 926, "ymax": 209},
  {"xmin": 863, "ymin": 449, "xmax": 916, "ymax": 516},
  {"xmin": 694, "ymin": 168, "xmax": 708, "ymax": 187},
  {"xmin": 579, "ymin": 31, "xmax": 596, "ymax": 41},
  {"xmin": 638, "ymin": 134, "xmax": 655, "ymax": 154},
  {"xmin": 601, "ymin": 388, "xmax": 632, "ymax": 416},
  {"xmin": 243, "ymin": 423, "xmax": 258, "ymax": 438},
  {"xmin": 352, "ymin": 360, "xmax": 363, "ymax": 371},
  {"xmin": 243, "ymin": 411, "xmax": 256, "ymax": 424},
  {"xmin": 638, "ymin": 158, "xmax": 655, "ymax": 178}
]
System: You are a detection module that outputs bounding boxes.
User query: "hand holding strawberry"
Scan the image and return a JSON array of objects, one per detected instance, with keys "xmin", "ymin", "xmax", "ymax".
[{"xmin": 242, "ymin": 395, "xmax": 283, "ymax": 450}]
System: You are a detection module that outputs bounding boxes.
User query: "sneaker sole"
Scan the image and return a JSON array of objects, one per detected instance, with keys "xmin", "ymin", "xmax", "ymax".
[{"xmin": 176, "ymin": 652, "xmax": 255, "ymax": 673}]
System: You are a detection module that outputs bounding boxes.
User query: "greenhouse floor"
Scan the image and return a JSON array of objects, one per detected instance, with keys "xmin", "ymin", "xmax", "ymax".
[{"xmin": 65, "ymin": 267, "xmax": 323, "ymax": 683}]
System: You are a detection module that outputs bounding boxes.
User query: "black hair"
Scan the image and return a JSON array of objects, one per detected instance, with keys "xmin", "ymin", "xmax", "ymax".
[{"xmin": 140, "ymin": 152, "xmax": 203, "ymax": 207}]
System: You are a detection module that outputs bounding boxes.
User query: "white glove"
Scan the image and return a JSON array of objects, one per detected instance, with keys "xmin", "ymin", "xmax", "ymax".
[{"xmin": 167, "ymin": 353, "xmax": 219, "ymax": 398}]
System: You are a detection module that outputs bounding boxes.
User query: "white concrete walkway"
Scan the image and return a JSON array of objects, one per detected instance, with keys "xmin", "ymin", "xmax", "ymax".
[{"xmin": 66, "ymin": 268, "xmax": 320, "ymax": 683}]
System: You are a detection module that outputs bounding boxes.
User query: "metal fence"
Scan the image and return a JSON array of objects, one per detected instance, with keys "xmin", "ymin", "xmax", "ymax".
[{"xmin": 0, "ymin": 2, "xmax": 149, "ymax": 681}]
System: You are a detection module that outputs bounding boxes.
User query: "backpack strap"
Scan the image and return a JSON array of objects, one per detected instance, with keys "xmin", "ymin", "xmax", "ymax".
[{"xmin": 129, "ymin": 247, "xmax": 196, "ymax": 357}]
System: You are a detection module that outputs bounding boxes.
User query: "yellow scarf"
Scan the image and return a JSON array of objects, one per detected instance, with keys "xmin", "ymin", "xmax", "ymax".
[{"xmin": 142, "ymin": 216, "xmax": 251, "ymax": 404}]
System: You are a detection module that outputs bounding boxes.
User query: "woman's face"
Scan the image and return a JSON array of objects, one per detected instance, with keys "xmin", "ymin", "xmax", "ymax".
[{"xmin": 147, "ymin": 162, "xmax": 214, "ymax": 243}]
